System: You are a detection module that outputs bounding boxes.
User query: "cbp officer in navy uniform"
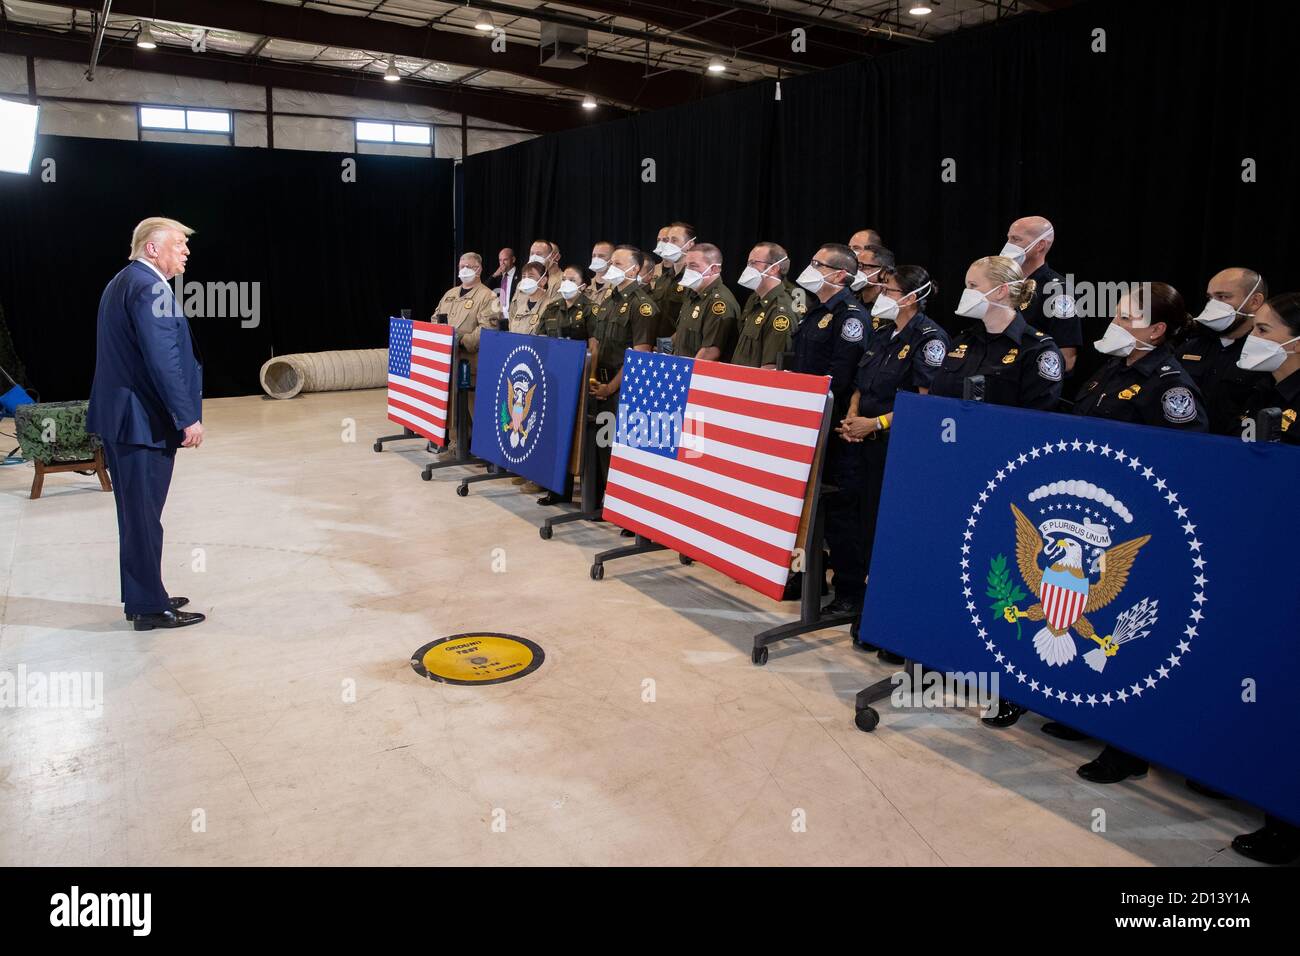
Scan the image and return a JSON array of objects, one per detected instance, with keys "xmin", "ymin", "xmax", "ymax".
[
  {"xmin": 1176, "ymin": 267, "xmax": 1271, "ymax": 435},
  {"xmin": 849, "ymin": 243, "xmax": 896, "ymax": 326},
  {"xmin": 835, "ymin": 265, "xmax": 949, "ymax": 644},
  {"xmin": 1060, "ymin": 283, "xmax": 1210, "ymax": 778},
  {"xmin": 1237, "ymin": 292, "xmax": 1300, "ymax": 447},
  {"xmin": 790, "ymin": 244, "xmax": 871, "ymax": 614},
  {"xmin": 1001, "ymin": 216, "xmax": 1083, "ymax": 375},
  {"xmin": 931, "ymin": 255, "xmax": 1064, "ymax": 725}
]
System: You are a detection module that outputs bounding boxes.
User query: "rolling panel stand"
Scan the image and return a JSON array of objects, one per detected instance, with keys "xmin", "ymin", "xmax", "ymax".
[
  {"xmin": 749, "ymin": 392, "xmax": 848, "ymax": 665},
  {"xmin": 540, "ymin": 412, "xmax": 602, "ymax": 540},
  {"xmin": 422, "ymin": 359, "xmax": 487, "ymax": 480},
  {"xmin": 854, "ymin": 376, "xmax": 985, "ymax": 730},
  {"xmin": 373, "ymin": 425, "xmax": 422, "ymax": 453}
]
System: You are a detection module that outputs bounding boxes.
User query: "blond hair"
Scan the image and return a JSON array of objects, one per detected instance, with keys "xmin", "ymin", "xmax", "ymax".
[
  {"xmin": 972, "ymin": 255, "xmax": 1036, "ymax": 310},
  {"xmin": 130, "ymin": 217, "xmax": 194, "ymax": 260}
]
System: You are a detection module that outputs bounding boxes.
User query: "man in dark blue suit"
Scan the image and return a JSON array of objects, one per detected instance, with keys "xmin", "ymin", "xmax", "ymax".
[{"xmin": 88, "ymin": 217, "xmax": 206, "ymax": 631}]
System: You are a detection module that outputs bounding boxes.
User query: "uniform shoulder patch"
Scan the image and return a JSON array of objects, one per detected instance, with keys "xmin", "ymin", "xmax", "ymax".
[
  {"xmin": 841, "ymin": 316, "xmax": 864, "ymax": 343},
  {"xmin": 1037, "ymin": 350, "xmax": 1063, "ymax": 382},
  {"xmin": 639, "ymin": 302, "xmax": 653, "ymax": 317},
  {"xmin": 922, "ymin": 338, "xmax": 947, "ymax": 367},
  {"xmin": 711, "ymin": 300, "xmax": 727, "ymax": 316},
  {"xmin": 1162, "ymin": 386, "xmax": 1197, "ymax": 424},
  {"xmin": 1046, "ymin": 293, "xmax": 1077, "ymax": 319},
  {"xmin": 772, "ymin": 315, "xmax": 791, "ymax": 333}
]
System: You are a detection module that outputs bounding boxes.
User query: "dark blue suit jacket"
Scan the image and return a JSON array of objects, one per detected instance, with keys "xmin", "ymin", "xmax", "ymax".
[{"xmin": 88, "ymin": 260, "xmax": 203, "ymax": 448}]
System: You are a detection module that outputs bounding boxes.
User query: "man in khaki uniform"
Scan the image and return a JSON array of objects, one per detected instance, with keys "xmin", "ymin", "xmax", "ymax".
[
  {"xmin": 649, "ymin": 221, "xmax": 695, "ymax": 350},
  {"xmin": 433, "ymin": 251, "xmax": 502, "ymax": 450},
  {"xmin": 671, "ymin": 243, "xmax": 739, "ymax": 362},
  {"xmin": 733, "ymin": 242, "xmax": 796, "ymax": 369}
]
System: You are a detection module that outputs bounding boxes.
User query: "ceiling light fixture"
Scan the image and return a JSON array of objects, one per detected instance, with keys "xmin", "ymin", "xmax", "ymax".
[
  {"xmin": 581, "ymin": 94, "xmax": 597, "ymax": 110},
  {"xmin": 474, "ymin": 11, "xmax": 496, "ymax": 32},
  {"xmin": 909, "ymin": 2, "xmax": 933, "ymax": 15},
  {"xmin": 136, "ymin": 22, "xmax": 157, "ymax": 49},
  {"xmin": 707, "ymin": 56, "xmax": 725, "ymax": 74},
  {"xmin": 384, "ymin": 56, "xmax": 400, "ymax": 81}
]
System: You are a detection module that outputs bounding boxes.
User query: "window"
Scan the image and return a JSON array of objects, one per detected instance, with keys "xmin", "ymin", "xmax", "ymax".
[
  {"xmin": 139, "ymin": 106, "xmax": 232, "ymax": 134},
  {"xmin": 355, "ymin": 120, "xmax": 431, "ymax": 145}
]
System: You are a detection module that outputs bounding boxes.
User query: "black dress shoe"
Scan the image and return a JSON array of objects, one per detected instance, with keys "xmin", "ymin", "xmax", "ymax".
[
  {"xmin": 536, "ymin": 492, "xmax": 569, "ymax": 506},
  {"xmin": 1042, "ymin": 721, "xmax": 1090, "ymax": 741},
  {"xmin": 821, "ymin": 597, "xmax": 862, "ymax": 616},
  {"xmin": 1184, "ymin": 778, "xmax": 1229, "ymax": 800},
  {"xmin": 125, "ymin": 596, "xmax": 189, "ymax": 621},
  {"xmin": 1232, "ymin": 817, "xmax": 1300, "ymax": 865},
  {"xmin": 877, "ymin": 649, "xmax": 905, "ymax": 665},
  {"xmin": 981, "ymin": 700, "xmax": 1026, "ymax": 728},
  {"xmin": 621, "ymin": 528, "xmax": 636, "ymax": 537},
  {"xmin": 132, "ymin": 608, "xmax": 206, "ymax": 631},
  {"xmin": 1077, "ymin": 745, "xmax": 1148, "ymax": 784}
]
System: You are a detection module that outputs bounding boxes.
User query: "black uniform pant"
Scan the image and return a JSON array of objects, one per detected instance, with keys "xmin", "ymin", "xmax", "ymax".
[
  {"xmin": 102, "ymin": 440, "xmax": 176, "ymax": 616},
  {"xmin": 823, "ymin": 440, "xmax": 867, "ymax": 605},
  {"xmin": 591, "ymin": 370, "xmax": 620, "ymax": 506},
  {"xmin": 859, "ymin": 435, "xmax": 890, "ymax": 572}
]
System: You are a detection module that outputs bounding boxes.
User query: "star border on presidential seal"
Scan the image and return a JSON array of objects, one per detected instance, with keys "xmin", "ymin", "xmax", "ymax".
[
  {"xmin": 960, "ymin": 438, "xmax": 1207, "ymax": 707},
  {"xmin": 493, "ymin": 342, "xmax": 549, "ymax": 466}
]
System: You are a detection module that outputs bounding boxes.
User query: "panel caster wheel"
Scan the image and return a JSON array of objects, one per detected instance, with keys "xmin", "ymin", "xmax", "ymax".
[
  {"xmin": 679, "ymin": 554, "xmax": 693, "ymax": 565},
  {"xmin": 539, "ymin": 525, "xmax": 553, "ymax": 540},
  {"xmin": 456, "ymin": 484, "xmax": 469, "ymax": 497},
  {"xmin": 373, "ymin": 441, "xmax": 383, "ymax": 452},
  {"xmin": 590, "ymin": 563, "xmax": 604, "ymax": 580},
  {"xmin": 421, "ymin": 468, "xmax": 432, "ymax": 481},
  {"xmin": 855, "ymin": 707, "xmax": 879, "ymax": 732},
  {"xmin": 751, "ymin": 645, "xmax": 769, "ymax": 666}
]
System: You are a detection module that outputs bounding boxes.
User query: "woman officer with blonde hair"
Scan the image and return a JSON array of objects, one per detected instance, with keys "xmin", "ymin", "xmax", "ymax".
[{"xmin": 930, "ymin": 255, "xmax": 1066, "ymax": 728}]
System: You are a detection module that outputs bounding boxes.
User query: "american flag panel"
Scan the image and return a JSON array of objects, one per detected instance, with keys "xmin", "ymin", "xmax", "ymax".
[
  {"xmin": 602, "ymin": 351, "xmax": 831, "ymax": 601},
  {"xmin": 387, "ymin": 318, "xmax": 453, "ymax": 447}
]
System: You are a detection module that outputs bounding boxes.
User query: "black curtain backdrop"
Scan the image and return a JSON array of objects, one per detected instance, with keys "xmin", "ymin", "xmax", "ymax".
[
  {"xmin": 0, "ymin": 138, "xmax": 454, "ymax": 399},
  {"xmin": 464, "ymin": 0, "xmax": 1300, "ymax": 384}
]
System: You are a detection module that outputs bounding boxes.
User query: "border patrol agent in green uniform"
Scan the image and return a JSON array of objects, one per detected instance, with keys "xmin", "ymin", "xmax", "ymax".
[
  {"xmin": 649, "ymin": 222, "xmax": 695, "ymax": 351},
  {"xmin": 538, "ymin": 266, "xmax": 591, "ymax": 340},
  {"xmin": 586, "ymin": 245, "xmax": 658, "ymax": 501},
  {"xmin": 733, "ymin": 242, "xmax": 795, "ymax": 369},
  {"xmin": 671, "ymin": 243, "xmax": 739, "ymax": 362}
]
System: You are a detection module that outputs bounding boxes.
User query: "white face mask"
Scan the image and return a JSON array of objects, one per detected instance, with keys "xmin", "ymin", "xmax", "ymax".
[
  {"xmin": 872, "ymin": 280, "xmax": 932, "ymax": 320},
  {"xmin": 851, "ymin": 267, "xmax": 880, "ymax": 293},
  {"xmin": 519, "ymin": 277, "xmax": 540, "ymax": 295},
  {"xmin": 682, "ymin": 267, "xmax": 713, "ymax": 291},
  {"xmin": 999, "ymin": 227, "xmax": 1053, "ymax": 266},
  {"xmin": 797, "ymin": 264, "xmax": 842, "ymax": 295},
  {"xmin": 955, "ymin": 285, "xmax": 1006, "ymax": 321},
  {"xmin": 661, "ymin": 239, "xmax": 692, "ymax": 264},
  {"xmin": 559, "ymin": 279, "xmax": 581, "ymax": 300},
  {"xmin": 528, "ymin": 254, "xmax": 547, "ymax": 266},
  {"xmin": 603, "ymin": 264, "xmax": 628, "ymax": 286},
  {"xmin": 1237, "ymin": 333, "xmax": 1300, "ymax": 372},
  {"xmin": 1095, "ymin": 322, "xmax": 1155, "ymax": 357},
  {"xmin": 1194, "ymin": 275, "xmax": 1261, "ymax": 332},
  {"xmin": 652, "ymin": 241, "xmax": 668, "ymax": 257},
  {"xmin": 589, "ymin": 256, "xmax": 608, "ymax": 272},
  {"xmin": 738, "ymin": 257, "xmax": 787, "ymax": 291},
  {"xmin": 458, "ymin": 267, "xmax": 478, "ymax": 284}
]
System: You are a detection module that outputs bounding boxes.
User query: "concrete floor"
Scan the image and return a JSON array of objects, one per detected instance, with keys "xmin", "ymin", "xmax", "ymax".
[{"xmin": 0, "ymin": 390, "xmax": 1264, "ymax": 866}]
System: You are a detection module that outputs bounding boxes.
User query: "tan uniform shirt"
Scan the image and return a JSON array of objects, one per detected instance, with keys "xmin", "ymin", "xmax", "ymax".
[
  {"xmin": 433, "ymin": 281, "xmax": 501, "ymax": 368},
  {"xmin": 508, "ymin": 295, "xmax": 546, "ymax": 335}
]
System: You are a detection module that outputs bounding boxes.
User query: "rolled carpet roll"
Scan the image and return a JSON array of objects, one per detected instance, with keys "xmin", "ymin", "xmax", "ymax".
[{"xmin": 258, "ymin": 349, "xmax": 388, "ymax": 399}]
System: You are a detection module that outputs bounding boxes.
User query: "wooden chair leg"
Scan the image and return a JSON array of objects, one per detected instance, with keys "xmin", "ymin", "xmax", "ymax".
[
  {"xmin": 95, "ymin": 448, "xmax": 112, "ymax": 491},
  {"xmin": 30, "ymin": 460, "xmax": 45, "ymax": 500}
]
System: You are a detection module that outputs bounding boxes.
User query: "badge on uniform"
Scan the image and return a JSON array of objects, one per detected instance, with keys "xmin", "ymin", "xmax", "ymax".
[
  {"xmin": 711, "ymin": 300, "xmax": 726, "ymax": 316},
  {"xmin": 1162, "ymin": 386, "xmax": 1196, "ymax": 424},
  {"xmin": 923, "ymin": 339, "xmax": 946, "ymax": 367},
  {"xmin": 948, "ymin": 344, "xmax": 968, "ymax": 359},
  {"xmin": 1283, "ymin": 409, "xmax": 1296, "ymax": 432},
  {"xmin": 841, "ymin": 317, "xmax": 864, "ymax": 343},
  {"xmin": 1037, "ymin": 351, "xmax": 1062, "ymax": 382},
  {"xmin": 1002, "ymin": 348, "xmax": 1019, "ymax": 365},
  {"xmin": 619, "ymin": 303, "xmax": 628, "ymax": 314},
  {"xmin": 1118, "ymin": 385, "xmax": 1141, "ymax": 400},
  {"xmin": 1181, "ymin": 353, "xmax": 1202, "ymax": 362},
  {"xmin": 818, "ymin": 315, "xmax": 832, "ymax": 329},
  {"xmin": 675, "ymin": 285, "xmax": 684, "ymax": 294},
  {"xmin": 897, "ymin": 344, "xmax": 910, "ymax": 360},
  {"xmin": 639, "ymin": 302, "xmax": 653, "ymax": 316},
  {"xmin": 773, "ymin": 315, "xmax": 790, "ymax": 333},
  {"xmin": 575, "ymin": 310, "xmax": 583, "ymax": 321},
  {"xmin": 755, "ymin": 312, "xmax": 766, "ymax": 326},
  {"xmin": 691, "ymin": 306, "xmax": 701, "ymax": 320}
]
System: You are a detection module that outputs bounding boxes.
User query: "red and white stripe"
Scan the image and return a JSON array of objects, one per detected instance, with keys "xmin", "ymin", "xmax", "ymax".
[
  {"xmin": 388, "ymin": 321, "xmax": 453, "ymax": 446},
  {"xmin": 603, "ymin": 361, "xmax": 830, "ymax": 601},
  {"xmin": 1042, "ymin": 581, "xmax": 1087, "ymax": 631}
]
